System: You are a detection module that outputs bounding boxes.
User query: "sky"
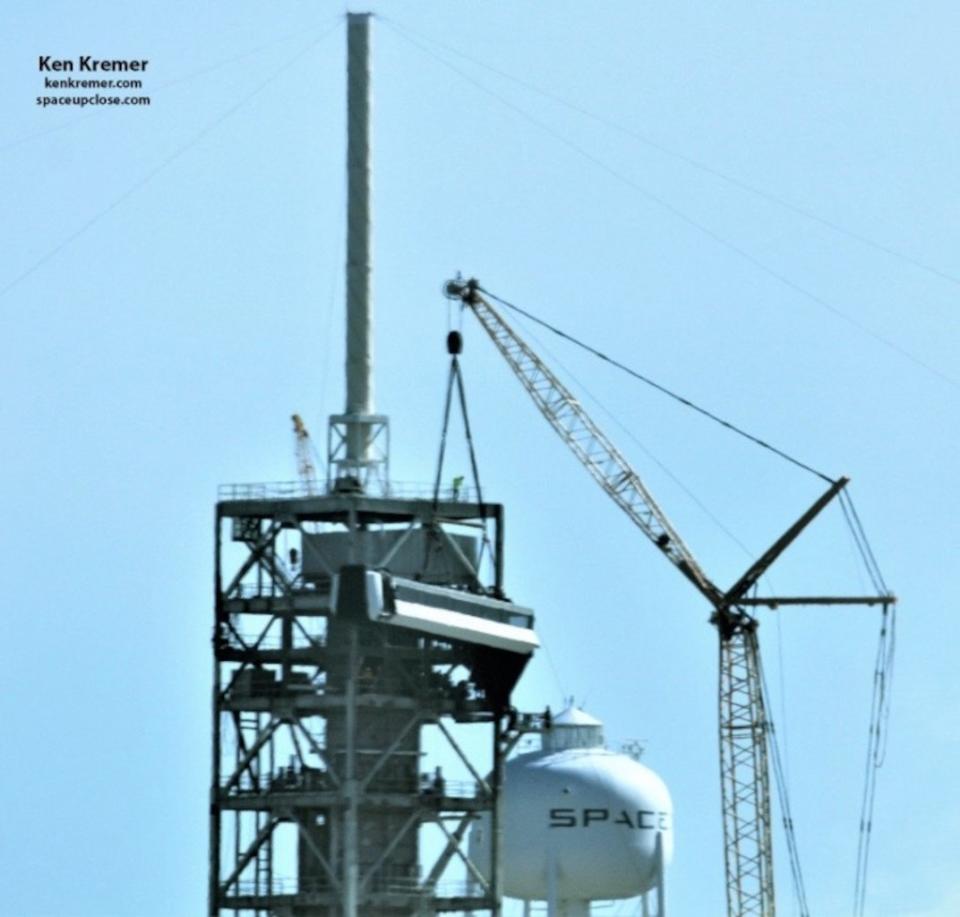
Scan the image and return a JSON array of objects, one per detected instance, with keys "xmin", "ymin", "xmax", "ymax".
[{"xmin": 1, "ymin": 2, "xmax": 958, "ymax": 915}]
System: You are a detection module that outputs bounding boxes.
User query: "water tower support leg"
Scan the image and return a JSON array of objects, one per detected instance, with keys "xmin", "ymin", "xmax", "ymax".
[{"xmin": 655, "ymin": 830, "xmax": 666, "ymax": 917}]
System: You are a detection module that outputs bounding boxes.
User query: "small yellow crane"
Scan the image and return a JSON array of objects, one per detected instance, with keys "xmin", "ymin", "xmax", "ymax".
[{"xmin": 291, "ymin": 413, "xmax": 319, "ymax": 496}]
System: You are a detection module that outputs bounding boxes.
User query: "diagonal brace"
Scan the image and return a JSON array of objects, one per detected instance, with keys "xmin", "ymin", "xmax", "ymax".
[
  {"xmin": 421, "ymin": 812, "xmax": 475, "ymax": 889},
  {"xmin": 292, "ymin": 719, "xmax": 340, "ymax": 788},
  {"xmin": 224, "ymin": 520, "xmax": 283, "ymax": 597},
  {"xmin": 296, "ymin": 819, "xmax": 341, "ymax": 891},
  {"xmin": 225, "ymin": 717, "xmax": 280, "ymax": 790},
  {"xmin": 359, "ymin": 711, "xmax": 422, "ymax": 793},
  {"xmin": 220, "ymin": 815, "xmax": 280, "ymax": 893},
  {"xmin": 723, "ymin": 477, "xmax": 848, "ymax": 607},
  {"xmin": 435, "ymin": 815, "xmax": 490, "ymax": 892},
  {"xmin": 437, "ymin": 720, "xmax": 490, "ymax": 796},
  {"xmin": 359, "ymin": 809, "xmax": 422, "ymax": 893}
]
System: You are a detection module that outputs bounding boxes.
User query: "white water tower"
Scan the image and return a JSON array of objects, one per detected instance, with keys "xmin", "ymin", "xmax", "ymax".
[{"xmin": 469, "ymin": 705, "xmax": 672, "ymax": 916}]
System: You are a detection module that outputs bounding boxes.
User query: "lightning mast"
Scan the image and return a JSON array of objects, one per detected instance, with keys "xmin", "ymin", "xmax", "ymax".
[{"xmin": 328, "ymin": 14, "xmax": 388, "ymax": 491}]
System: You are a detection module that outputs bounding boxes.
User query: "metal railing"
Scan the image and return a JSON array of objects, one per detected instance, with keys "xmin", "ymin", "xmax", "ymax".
[
  {"xmin": 418, "ymin": 778, "xmax": 486, "ymax": 799},
  {"xmin": 227, "ymin": 579, "xmax": 330, "ymax": 602},
  {"xmin": 221, "ymin": 773, "xmax": 486, "ymax": 799},
  {"xmin": 222, "ymin": 769, "xmax": 331, "ymax": 794},
  {"xmin": 218, "ymin": 479, "xmax": 481, "ymax": 503},
  {"xmin": 228, "ymin": 876, "xmax": 480, "ymax": 899}
]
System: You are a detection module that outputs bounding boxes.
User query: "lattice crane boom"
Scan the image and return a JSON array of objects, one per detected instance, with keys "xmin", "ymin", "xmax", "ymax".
[
  {"xmin": 447, "ymin": 276, "xmax": 872, "ymax": 917},
  {"xmin": 446, "ymin": 278, "xmax": 723, "ymax": 608}
]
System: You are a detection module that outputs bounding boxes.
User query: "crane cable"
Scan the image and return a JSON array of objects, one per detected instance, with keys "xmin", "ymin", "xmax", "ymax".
[
  {"xmin": 756, "ymin": 644, "xmax": 811, "ymax": 917},
  {"xmin": 476, "ymin": 285, "xmax": 837, "ymax": 485},
  {"xmin": 839, "ymin": 490, "xmax": 890, "ymax": 595},
  {"xmin": 841, "ymin": 486, "xmax": 896, "ymax": 917},
  {"xmin": 837, "ymin": 488, "xmax": 896, "ymax": 916},
  {"xmin": 431, "ymin": 332, "xmax": 495, "ymax": 578},
  {"xmin": 383, "ymin": 17, "xmax": 959, "ymax": 392},
  {"xmin": 853, "ymin": 597, "xmax": 896, "ymax": 917},
  {"xmin": 384, "ymin": 16, "xmax": 960, "ymax": 295}
]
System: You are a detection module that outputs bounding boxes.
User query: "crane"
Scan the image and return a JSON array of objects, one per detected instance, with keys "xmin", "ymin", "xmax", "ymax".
[
  {"xmin": 444, "ymin": 277, "xmax": 894, "ymax": 917},
  {"xmin": 291, "ymin": 413, "xmax": 320, "ymax": 495}
]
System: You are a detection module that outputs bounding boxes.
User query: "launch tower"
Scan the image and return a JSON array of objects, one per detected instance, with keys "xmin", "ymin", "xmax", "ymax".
[{"xmin": 208, "ymin": 14, "xmax": 537, "ymax": 916}]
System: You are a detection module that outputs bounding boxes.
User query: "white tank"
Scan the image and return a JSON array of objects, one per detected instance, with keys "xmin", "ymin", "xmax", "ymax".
[{"xmin": 469, "ymin": 706, "xmax": 673, "ymax": 905}]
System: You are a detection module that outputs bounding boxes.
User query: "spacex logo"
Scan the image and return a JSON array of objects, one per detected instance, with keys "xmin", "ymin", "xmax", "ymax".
[{"xmin": 549, "ymin": 808, "xmax": 671, "ymax": 830}]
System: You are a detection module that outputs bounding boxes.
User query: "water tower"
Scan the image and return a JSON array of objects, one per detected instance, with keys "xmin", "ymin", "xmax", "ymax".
[{"xmin": 469, "ymin": 705, "xmax": 672, "ymax": 916}]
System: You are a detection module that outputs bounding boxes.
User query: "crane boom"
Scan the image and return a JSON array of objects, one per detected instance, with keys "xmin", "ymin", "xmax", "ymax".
[{"xmin": 447, "ymin": 278, "xmax": 723, "ymax": 608}]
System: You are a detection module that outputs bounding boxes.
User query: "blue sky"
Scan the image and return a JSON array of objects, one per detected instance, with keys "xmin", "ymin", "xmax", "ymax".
[{"xmin": 2, "ymin": 2, "xmax": 957, "ymax": 915}]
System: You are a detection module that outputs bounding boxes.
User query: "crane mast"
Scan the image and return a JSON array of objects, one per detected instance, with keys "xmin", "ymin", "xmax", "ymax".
[
  {"xmin": 718, "ymin": 619, "xmax": 775, "ymax": 915},
  {"xmin": 447, "ymin": 277, "xmax": 888, "ymax": 917}
]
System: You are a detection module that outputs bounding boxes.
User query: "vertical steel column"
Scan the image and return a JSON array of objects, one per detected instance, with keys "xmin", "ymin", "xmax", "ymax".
[
  {"xmin": 718, "ymin": 625, "xmax": 775, "ymax": 917},
  {"xmin": 343, "ymin": 625, "xmax": 359, "ymax": 917},
  {"xmin": 209, "ymin": 518, "xmax": 223, "ymax": 917},
  {"xmin": 491, "ymin": 716, "xmax": 505, "ymax": 916},
  {"xmin": 345, "ymin": 12, "xmax": 374, "ymax": 464}
]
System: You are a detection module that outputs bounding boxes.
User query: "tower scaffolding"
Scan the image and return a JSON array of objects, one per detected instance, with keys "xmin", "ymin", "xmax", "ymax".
[{"xmin": 210, "ymin": 483, "xmax": 534, "ymax": 916}]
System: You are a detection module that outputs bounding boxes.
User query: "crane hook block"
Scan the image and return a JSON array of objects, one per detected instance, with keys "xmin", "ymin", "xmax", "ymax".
[{"xmin": 447, "ymin": 330, "xmax": 463, "ymax": 355}]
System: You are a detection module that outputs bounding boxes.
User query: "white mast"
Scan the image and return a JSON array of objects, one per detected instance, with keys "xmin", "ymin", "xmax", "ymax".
[
  {"xmin": 329, "ymin": 11, "xmax": 389, "ymax": 491},
  {"xmin": 345, "ymin": 12, "xmax": 373, "ymax": 435}
]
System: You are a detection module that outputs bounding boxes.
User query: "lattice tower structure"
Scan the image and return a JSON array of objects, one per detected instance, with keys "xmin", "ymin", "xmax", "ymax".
[{"xmin": 210, "ymin": 486, "xmax": 519, "ymax": 916}]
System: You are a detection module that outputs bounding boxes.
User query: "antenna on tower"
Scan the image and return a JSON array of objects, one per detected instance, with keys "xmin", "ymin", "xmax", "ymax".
[{"xmin": 328, "ymin": 11, "xmax": 389, "ymax": 493}]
